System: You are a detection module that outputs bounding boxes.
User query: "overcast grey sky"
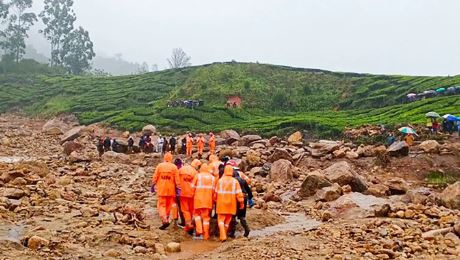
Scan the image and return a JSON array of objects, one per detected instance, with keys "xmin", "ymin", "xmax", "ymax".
[{"xmin": 29, "ymin": 0, "xmax": 460, "ymax": 76}]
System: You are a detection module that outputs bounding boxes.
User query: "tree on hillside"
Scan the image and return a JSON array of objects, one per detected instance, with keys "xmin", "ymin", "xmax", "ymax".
[
  {"xmin": 60, "ymin": 26, "xmax": 95, "ymax": 74},
  {"xmin": 0, "ymin": 0, "xmax": 37, "ymax": 62},
  {"xmin": 0, "ymin": 1, "xmax": 9, "ymax": 19},
  {"xmin": 39, "ymin": 0, "xmax": 76, "ymax": 66},
  {"xmin": 167, "ymin": 48, "xmax": 191, "ymax": 69},
  {"xmin": 136, "ymin": 61, "xmax": 149, "ymax": 74}
]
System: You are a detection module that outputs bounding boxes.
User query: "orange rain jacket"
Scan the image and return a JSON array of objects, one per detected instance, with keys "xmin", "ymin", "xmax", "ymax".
[
  {"xmin": 192, "ymin": 164, "xmax": 216, "ymax": 209},
  {"xmin": 186, "ymin": 136, "xmax": 193, "ymax": 148},
  {"xmin": 209, "ymin": 155, "xmax": 221, "ymax": 178},
  {"xmin": 214, "ymin": 165, "xmax": 244, "ymax": 215},
  {"xmin": 209, "ymin": 135, "xmax": 216, "ymax": 150},
  {"xmin": 178, "ymin": 165, "xmax": 198, "ymax": 198},
  {"xmin": 151, "ymin": 153, "xmax": 179, "ymax": 196}
]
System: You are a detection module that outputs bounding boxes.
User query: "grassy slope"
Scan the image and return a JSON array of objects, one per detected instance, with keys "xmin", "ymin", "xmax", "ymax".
[{"xmin": 0, "ymin": 62, "xmax": 459, "ymax": 137}]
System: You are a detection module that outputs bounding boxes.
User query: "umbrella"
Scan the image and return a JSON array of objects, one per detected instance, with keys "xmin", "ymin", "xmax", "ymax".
[
  {"xmin": 399, "ymin": 127, "xmax": 417, "ymax": 135},
  {"xmin": 425, "ymin": 111, "xmax": 441, "ymax": 118},
  {"xmin": 407, "ymin": 93, "xmax": 417, "ymax": 97},
  {"xmin": 443, "ymin": 114, "xmax": 453, "ymax": 119},
  {"xmin": 445, "ymin": 115, "xmax": 459, "ymax": 122},
  {"xmin": 436, "ymin": 87, "xmax": 446, "ymax": 92}
]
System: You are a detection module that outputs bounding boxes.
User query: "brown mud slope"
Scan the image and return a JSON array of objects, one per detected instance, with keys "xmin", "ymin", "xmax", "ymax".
[{"xmin": 1, "ymin": 114, "xmax": 460, "ymax": 259}]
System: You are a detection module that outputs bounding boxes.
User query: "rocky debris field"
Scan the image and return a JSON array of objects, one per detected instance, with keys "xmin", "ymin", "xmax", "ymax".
[{"xmin": 1, "ymin": 114, "xmax": 460, "ymax": 259}]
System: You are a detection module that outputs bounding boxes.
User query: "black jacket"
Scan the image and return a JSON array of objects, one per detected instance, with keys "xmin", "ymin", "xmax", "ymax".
[{"xmin": 233, "ymin": 169, "xmax": 253, "ymax": 200}]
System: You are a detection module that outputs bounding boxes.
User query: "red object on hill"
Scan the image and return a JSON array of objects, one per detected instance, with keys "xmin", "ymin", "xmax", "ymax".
[{"xmin": 226, "ymin": 96, "xmax": 242, "ymax": 108}]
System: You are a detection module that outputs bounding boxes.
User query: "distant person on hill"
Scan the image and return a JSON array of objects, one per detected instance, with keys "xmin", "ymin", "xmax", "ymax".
[
  {"xmin": 97, "ymin": 137, "xmax": 105, "ymax": 157},
  {"xmin": 163, "ymin": 138, "xmax": 169, "ymax": 154},
  {"xmin": 209, "ymin": 132, "xmax": 216, "ymax": 154},
  {"xmin": 111, "ymin": 139, "xmax": 119, "ymax": 152},
  {"xmin": 139, "ymin": 137, "xmax": 146, "ymax": 152},
  {"xmin": 386, "ymin": 133, "xmax": 396, "ymax": 147},
  {"xmin": 186, "ymin": 133, "xmax": 193, "ymax": 157},
  {"xmin": 197, "ymin": 134, "xmax": 205, "ymax": 157},
  {"xmin": 170, "ymin": 136, "xmax": 177, "ymax": 154},
  {"xmin": 127, "ymin": 136, "xmax": 134, "ymax": 153},
  {"xmin": 103, "ymin": 137, "xmax": 111, "ymax": 152},
  {"xmin": 181, "ymin": 137, "xmax": 187, "ymax": 154},
  {"xmin": 157, "ymin": 136, "xmax": 164, "ymax": 154},
  {"xmin": 432, "ymin": 121, "xmax": 440, "ymax": 134},
  {"xmin": 404, "ymin": 133, "xmax": 415, "ymax": 146},
  {"xmin": 426, "ymin": 118, "xmax": 433, "ymax": 133}
]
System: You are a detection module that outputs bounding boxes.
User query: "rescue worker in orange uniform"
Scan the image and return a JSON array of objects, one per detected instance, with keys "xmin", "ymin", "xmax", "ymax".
[
  {"xmin": 151, "ymin": 152, "xmax": 180, "ymax": 230},
  {"xmin": 214, "ymin": 165, "xmax": 244, "ymax": 241},
  {"xmin": 177, "ymin": 159, "xmax": 201, "ymax": 234},
  {"xmin": 186, "ymin": 133, "xmax": 193, "ymax": 157},
  {"xmin": 209, "ymin": 132, "xmax": 216, "ymax": 154},
  {"xmin": 191, "ymin": 163, "xmax": 216, "ymax": 240},
  {"xmin": 208, "ymin": 154, "xmax": 222, "ymax": 178},
  {"xmin": 197, "ymin": 134, "xmax": 205, "ymax": 157}
]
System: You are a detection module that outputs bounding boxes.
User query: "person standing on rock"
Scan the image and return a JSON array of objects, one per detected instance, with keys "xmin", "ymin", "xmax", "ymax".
[
  {"xmin": 192, "ymin": 163, "xmax": 216, "ymax": 240},
  {"xmin": 163, "ymin": 137, "xmax": 169, "ymax": 154},
  {"xmin": 186, "ymin": 133, "xmax": 194, "ymax": 157},
  {"xmin": 157, "ymin": 136, "xmax": 164, "ymax": 154},
  {"xmin": 214, "ymin": 165, "xmax": 244, "ymax": 242},
  {"xmin": 404, "ymin": 133, "xmax": 415, "ymax": 146},
  {"xmin": 97, "ymin": 137, "xmax": 105, "ymax": 157},
  {"xmin": 103, "ymin": 136, "xmax": 111, "ymax": 152},
  {"xmin": 197, "ymin": 134, "xmax": 205, "ymax": 157},
  {"xmin": 209, "ymin": 132, "xmax": 216, "ymax": 154},
  {"xmin": 151, "ymin": 152, "xmax": 180, "ymax": 230},
  {"xmin": 177, "ymin": 159, "xmax": 200, "ymax": 234},
  {"xmin": 181, "ymin": 136, "xmax": 187, "ymax": 154},
  {"xmin": 170, "ymin": 136, "xmax": 177, "ymax": 154},
  {"xmin": 209, "ymin": 155, "xmax": 222, "ymax": 178},
  {"xmin": 127, "ymin": 136, "xmax": 134, "ymax": 153}
]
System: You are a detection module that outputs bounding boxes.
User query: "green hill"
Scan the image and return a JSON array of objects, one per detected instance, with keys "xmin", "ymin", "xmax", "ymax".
[{"xmin": 1, "ymin": 62, "xmax": 459, "ymax": 137}]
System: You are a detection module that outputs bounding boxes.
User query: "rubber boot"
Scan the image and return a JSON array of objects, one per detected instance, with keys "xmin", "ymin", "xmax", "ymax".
[
  {"xmin": 227, "ymin": 217, "xmax": 237, "ymax": 238},
  {"xmin": 240, "ymin": 218, "xmax": 250, "ymax": 237}
]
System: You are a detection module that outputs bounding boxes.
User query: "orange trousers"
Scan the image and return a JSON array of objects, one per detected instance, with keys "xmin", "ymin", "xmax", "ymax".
[
  {"xmin": 180, "ymin": 197, "xmax": 194, "ymax": 231},
  {"xmin": 198, "ymin": 145, "xmax": 204, "ymax": 155},
  {"xmin": 157, "ymin": 196, "xmax": 175, "ymax": 224},
  {"xmin": 186, "ymin": 145, "xmax": 193, "ymax": 157},
  {"xmin": 209, "ymin": 144, "xmax": 215, "ymax": 154},
  {"xmin": 194, "ymin": 208, "xmax": 211, "ymax": 240},
  {"xmin": 218, "ymin": 214, "xmax": 233, "ymax": 241}
]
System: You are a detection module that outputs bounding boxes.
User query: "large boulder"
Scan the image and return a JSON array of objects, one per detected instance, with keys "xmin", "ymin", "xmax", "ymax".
[
  {"xmin": 60, "ymin": 126, "xmax": 85, "ymax": 144},
  {"xmin": 166, "ymin": 242, "xmax": 181, "ymax": 253},
  {"xmin": 315, "ymin": 183, "xmax": 342, "ymax": 202},
  {"xmin": 102, "ymin": 151, "xmax": 130, "ymax": 164},
  {"xmin": 366, "ymin": 184, "xmax": 390, "ymax": 197},
  {"xmin": 323, "ymin": 161, "xmax": 367, "ymax": 192},
  {"xmin": 220, "ymin": 130, "xmax": 240, "ymax": 144},
  {"xmin": 63, "ymin": 141, "xmax": 83, "ymax": 156},
  {"xmin": 387, "ymin": 141, "xmax": 409, "ymax": 157},
  {"xmin": 308, "ymin": 140, "xmax": 342, "ymax": 158},
  {"xmin": 268, "ymin": 148, "xmax": 293, "ymax": 163},
  {"xmin": 246, "ymin": 150, "xmax": 261, "ymax": 167},
  {"xmin": 385, "ymin": 177, "xmax": 409, "ymax": 195},
  {"xmin": 298, "ymin": 171, "xmax": 332, "ymax": 198},
  {"xmin": 269, "ymin": 159, "xmax": 293, "ymax": 182},
  {"xmin": 27, "ymin": 235, "xmax": 49, "ymax": 250},
  {"xmin": 239, "ymin": 135, "xmax": 262, "ymax": 146},
  {"xmin": 288, "ymin": 131, "xmax": 303, "ymax": 144},
  {"xmin": 419, "ymin": 140, "xmax": 441, "ymax": 153},
  {"xmin": 142, "ymin": 125, "xmax": 156, "ymax": 135},
  {"xmin": 440, "ymin": 182, "xmax": 460, "ymax": 209},
  {"xmin": 69, "ymin": 151, "xmax": 91, "ymax": 163},
  {"xmin": 42, "ymin": 118, "xmax": 67, "ymax": 135}
]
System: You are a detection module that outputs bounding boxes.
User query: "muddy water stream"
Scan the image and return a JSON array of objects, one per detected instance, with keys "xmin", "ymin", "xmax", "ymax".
[{"xmin": 170, "ymin": 212, "xmax": 320, "ymax": 259}]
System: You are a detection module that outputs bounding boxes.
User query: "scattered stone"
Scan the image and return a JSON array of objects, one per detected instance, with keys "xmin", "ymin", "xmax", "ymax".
[
  {"xmin": 63, "ymin": 141, "xmax": 83, "ymax": 155},
  {"xmin": 298, "ymin": 171, "xmax": 332, "ymax": 198},
  {"xmin": 387, "ymin": 141, "xmax": 409, "ymax": 157},
  {"xmin": 104, "ymin": 248, "xmax": 122, "ymax": 257},
  {"xmin": 419, "ymin": 140, "xmax": 441, "ymax": 153},
  {"xmin": 288, "ymin": 131, "xmax": 302, "ymax": 144},
  {"xmin": 2, "ymin": 188, "xmax": 25, "ymax": 199},
  {"xmin": 374, "ymin": 204, "xmax": 391, "ymax": 217},
  {"xmin": 134, "ymin": 246, "xmax": 148, "ymax": 254},
  {"xmin": 60, "ymin": 126, "xmax": 85, "ymax": 144},
  {"xmin": 27, "ymin": 235, "xmax": 49, "ymax": 250},
  {"xmin": 385, "ymin": 177, "xmax": 409, "ymax": 195},
  {"xmin": 246, "ymin": 150, "xmax": 261, "ymax": 167},
  {"xmin": 165, "ymin": 242, "xmax": 181, "ymax": 253},
  {"xmin": 366, "ymin": 184, "xmax": 390, "ymax": 197},
  {"xmin": 268, "ymin": 148, "xmax": 293, "ymax": 162},
  {"xmin": 315, "ymin": 184, "xmax": 342, "ymax": 202},
  {"xmin": 440, "ymin": 181, "xmax": 460, "ymax": 209},
  {"xmin": 321, "ymin": 210, "xmax": 333, "ymax": 221},
  {"xmin": 269, "ymin": 159, "xmax": 293, "ymax": 182},
  {"xmin": 323, "ymin": 161, "xmax": 367, "ymax": 192},
  {"xmin": 142, "ymin": 125, "xmax": 157, "ymax": 135}
]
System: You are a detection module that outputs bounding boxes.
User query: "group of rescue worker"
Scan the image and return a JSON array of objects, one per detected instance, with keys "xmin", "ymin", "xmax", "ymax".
[{"xmin": 151, "ymin": 152, "xmax": 253, "ymax": 242}]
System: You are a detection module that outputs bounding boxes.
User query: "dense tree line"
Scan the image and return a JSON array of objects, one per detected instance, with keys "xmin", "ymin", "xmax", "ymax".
[{"xmin": 0, "ymin": 0, "xmax": 94, "ymax": 74}]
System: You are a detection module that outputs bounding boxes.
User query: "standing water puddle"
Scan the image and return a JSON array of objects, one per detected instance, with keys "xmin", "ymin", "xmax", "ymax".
[
  {"xmin": 0, "ymin": 156, "xmax": 33, "ymax": 164},
  {"xmin": 0, "ymin": 222, "xmax": 25, "ymax": 244}
]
